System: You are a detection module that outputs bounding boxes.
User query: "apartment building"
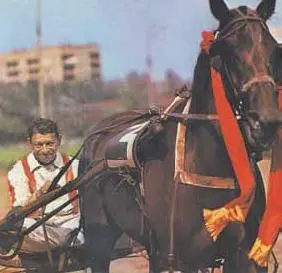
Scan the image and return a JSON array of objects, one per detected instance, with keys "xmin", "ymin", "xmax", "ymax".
[{"xmin": 0, "ymin": 43, "xmax": 101, "ymax": 85}]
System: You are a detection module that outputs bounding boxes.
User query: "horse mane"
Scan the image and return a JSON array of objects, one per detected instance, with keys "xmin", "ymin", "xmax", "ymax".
[{"xmin": 190, "ymin": 51, "xmax": 214, "ymax": 114}]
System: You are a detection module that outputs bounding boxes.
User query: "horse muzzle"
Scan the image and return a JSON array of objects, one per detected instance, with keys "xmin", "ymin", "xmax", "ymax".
[{"xmin": 243, "ymin": 109, "xmax": 279, "ymax": 152}]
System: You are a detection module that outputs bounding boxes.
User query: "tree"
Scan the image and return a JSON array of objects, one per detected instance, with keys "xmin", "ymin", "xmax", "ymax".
[
  {"xmin": 0, "ymin": 83, "xmax": 37, "ymax": 142},
  {"xmin": 164, "ymin": 69, "xmax": 185, "ymax": 95},
  {"xmin": 118, "ymin": 71, "xmax": 148, "ymax": 109}
]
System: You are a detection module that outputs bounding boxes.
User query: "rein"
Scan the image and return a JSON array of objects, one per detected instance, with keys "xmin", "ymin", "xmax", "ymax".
[
  {"xmin": 164, "ymin": 112, "xmax": 218, "ymax": 122},
  {"xmin": 0, "ymin": 111, "xmax": 153, "ymax": 230},
  {"xmin": 0, "ymin": 158, "xmax": 106, "ymax": 261}
]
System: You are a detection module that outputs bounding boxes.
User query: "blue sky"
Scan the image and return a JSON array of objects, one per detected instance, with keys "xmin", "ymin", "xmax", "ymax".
[{"xmin": 0, "ymin": 0, "xmax": 281, "ymax": 81}]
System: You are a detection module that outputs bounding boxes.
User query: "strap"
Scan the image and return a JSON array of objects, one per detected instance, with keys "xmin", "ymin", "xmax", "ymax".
[
  {"xmin": 21, "ymin": 156, "xmax": 37, "ymax": 194},
  {"xmin": 61, "ymin": 153, "xmax": 79, "ymax": 214}
]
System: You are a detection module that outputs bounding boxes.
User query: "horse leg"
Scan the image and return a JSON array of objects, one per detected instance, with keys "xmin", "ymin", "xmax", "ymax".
[
  {"xmin": 222, "ymin": 248, "xmax": 267, "ymax": 273},
  {"xmin": 221, "ymin": 159, "xmax": 267, "ymax": 273},
  {"xmin": 102, "ymin": 173, "xmax": 162, "ymax": 273},
  {"xmin": 80, "ymin": 174, "xmax": 122, "ymax": 273},
  {"xmin": 219, "ymin": 223, "xmax": 267, "ymax": 273},
  {"xmin": 145, "ymin": 229, "xmax": 160, "ymax": 273},
  {"xmin": 84, "ymin": 222, "xmax": 121, "ymax": 273}
]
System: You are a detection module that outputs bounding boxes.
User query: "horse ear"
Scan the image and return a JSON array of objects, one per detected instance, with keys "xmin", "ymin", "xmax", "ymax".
[
  {"xmin": 209, "ymin": 0, "xmax": 230, "ymax": 22},
  {"xmin": 256, "ymin": 0, "xmax": 276, "ymax": 21}
]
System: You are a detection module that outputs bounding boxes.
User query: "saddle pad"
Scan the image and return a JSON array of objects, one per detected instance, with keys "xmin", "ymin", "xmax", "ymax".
[{"xmin": 105, "ymin": 121, "xmax": 150, "ymax": 169}]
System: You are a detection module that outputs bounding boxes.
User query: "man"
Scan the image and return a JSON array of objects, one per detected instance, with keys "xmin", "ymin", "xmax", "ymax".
[{"xmin": 6, "ymin": 118, "xmax": 82, "ymax": 253}]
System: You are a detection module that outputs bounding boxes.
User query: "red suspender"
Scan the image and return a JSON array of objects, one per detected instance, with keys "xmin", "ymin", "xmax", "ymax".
[
  {"xmin": 61, "ymin": 153, "xmax": 79, "ymax": 214},
  {"xmin": 21, "ymin": 156, "xmax": 37, "ymax": 193},
  {"xmin": 7, "ymin": 156, "xmax": 36, "ymax": 206}
]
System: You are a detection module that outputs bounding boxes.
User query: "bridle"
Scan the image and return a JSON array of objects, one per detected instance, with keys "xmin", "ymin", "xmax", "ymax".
[
  {"xmin": 163, "ymin": 12, "xmax": 279, "ymax": 124},
  {"xmin": 212, "ymin": 11, "xmax": 277, "ymax": 117}
]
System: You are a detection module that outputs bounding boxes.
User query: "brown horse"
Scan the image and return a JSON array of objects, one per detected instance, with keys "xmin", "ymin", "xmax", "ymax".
[{"xmin": 79, "ymin": 0, "xmax": 282, "ymax": 272}]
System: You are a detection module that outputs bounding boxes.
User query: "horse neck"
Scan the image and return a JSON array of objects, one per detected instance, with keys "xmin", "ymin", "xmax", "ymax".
[
  {"xmin": 184, "ymin": 52, "xmax": 235, "ymax": 178},
  {"xmin": 189, "ymin": 52, "xmax": 215, "ymax": 114}
]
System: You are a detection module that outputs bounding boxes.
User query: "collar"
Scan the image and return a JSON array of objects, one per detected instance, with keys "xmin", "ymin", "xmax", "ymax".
[{"xmin": 28, "ymin": 152, "xmax": 65, "ymax": 173}]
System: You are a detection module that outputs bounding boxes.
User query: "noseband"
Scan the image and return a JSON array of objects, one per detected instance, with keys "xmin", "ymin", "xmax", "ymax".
[{"xmin": 241, "ymin": 75, "xmax": 275, "ymax": 93}]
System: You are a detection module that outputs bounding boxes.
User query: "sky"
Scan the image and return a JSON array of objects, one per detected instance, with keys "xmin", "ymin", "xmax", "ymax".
[{"xmin": 0, "ymin": 0, "xmax": 282, "ymax": 81}]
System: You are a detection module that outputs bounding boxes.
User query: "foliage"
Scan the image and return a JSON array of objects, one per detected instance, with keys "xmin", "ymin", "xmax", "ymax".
[
  {"xmin": 0, "ymin": 71, "xmax": 187, "ymax": 144},
  {"xmin": 118, "ymin": 71, "xmax": 148, "ymax": 109},
  {"xmin": 0, "ymin": 145, "xmax": 28, "ymax": 171},
  {"xmin": 0, "ymin": 83, "xmax": 37, "ymax": 143}
]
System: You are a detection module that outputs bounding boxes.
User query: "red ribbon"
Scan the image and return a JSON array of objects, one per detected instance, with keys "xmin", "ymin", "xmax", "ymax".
[
  {"xmin": 257, "ymin": 87, "xmax": 282, "ymax": 245},
  {"xmin": 201, "ymin": 31, "xmax": 256, "ymax": 217}
]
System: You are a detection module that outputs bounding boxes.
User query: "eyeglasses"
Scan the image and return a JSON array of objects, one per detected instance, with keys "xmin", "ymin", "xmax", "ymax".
[{"xmin": 31, "ymin": 141, "xmax": 57, "ymax": 150}]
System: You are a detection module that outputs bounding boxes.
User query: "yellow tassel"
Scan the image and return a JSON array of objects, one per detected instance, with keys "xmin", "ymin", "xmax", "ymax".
[
  {"xmin": 203, "ymin": 205, "xmax": 245, "ymax": 241},
  {"xmin": 248, "ymin": 238, "xmax": 271, "ymax": 267}
]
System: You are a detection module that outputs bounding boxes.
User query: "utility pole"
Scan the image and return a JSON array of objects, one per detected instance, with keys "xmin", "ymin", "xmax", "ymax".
[
  {"xmin": 37, "ymin": 0, "xmax": 46, "ymax": 118},
  {"xmin": 145, "ymin": 0, "xmax": 154, "ymax": 108},
  {"xmin": 144, "ymin": 3, "xmax": 166, "ymax": 107},
  {"xmin": 145, "ymin": 41, "xmax": 153, "ymax": 107}
]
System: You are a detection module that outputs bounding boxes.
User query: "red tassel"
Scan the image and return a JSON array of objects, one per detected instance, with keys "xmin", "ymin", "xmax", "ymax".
[{"xmin": 200, "ymin": 31, "xmax": 215, "ymax": 53}]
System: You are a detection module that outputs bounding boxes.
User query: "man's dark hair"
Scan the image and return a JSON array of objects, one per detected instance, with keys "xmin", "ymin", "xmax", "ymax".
[{"xmin": 27, "ymin": 118, "xmax": 60, "ymax": 139}]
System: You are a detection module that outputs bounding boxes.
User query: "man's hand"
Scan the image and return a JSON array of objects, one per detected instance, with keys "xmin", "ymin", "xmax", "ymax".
[
  {"xmin": 38, "ymin": 180, "xmax": 52, "ymax": 196},
  {"xmin": 29, "ymin": 180, "xmax": 52, "ymax": 202},
  {"xmin": 25, "ymin": 180, "xmax": 52, "ymax": 218}
]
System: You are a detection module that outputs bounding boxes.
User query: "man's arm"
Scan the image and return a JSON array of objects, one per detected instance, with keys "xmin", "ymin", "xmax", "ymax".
[
  {"xmin": 7, "ymin": 161, "xmax": 31, "ymax": 208},
  {"xmin": 26, "ymin": 180, "xmax": 52, "ymax": 204},
  {"xmin": 0, "ymin": 176, "xmax": 13, "ymax": 220}
]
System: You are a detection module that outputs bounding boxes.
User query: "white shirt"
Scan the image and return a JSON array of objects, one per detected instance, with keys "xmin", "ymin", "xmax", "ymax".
[{"xmin": 8, "ymin": 152, "xmax": 79, "ymax": 216}]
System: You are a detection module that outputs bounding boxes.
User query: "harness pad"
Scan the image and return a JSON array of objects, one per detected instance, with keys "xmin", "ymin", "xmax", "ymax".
[{"xmin": 105, "ymin": 121, "xmax": 150, "ymax": 169}]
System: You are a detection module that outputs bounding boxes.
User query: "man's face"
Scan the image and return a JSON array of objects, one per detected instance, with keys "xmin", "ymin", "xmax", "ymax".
[{"xmin": 29, "ymin": 133, "xmax": 61, "ymax": 165}]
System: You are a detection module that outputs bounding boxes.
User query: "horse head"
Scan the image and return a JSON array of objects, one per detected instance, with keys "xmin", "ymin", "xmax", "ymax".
[{"xmin": 208, "ymin": 0, "xmax": 280, "ymax": 151}]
